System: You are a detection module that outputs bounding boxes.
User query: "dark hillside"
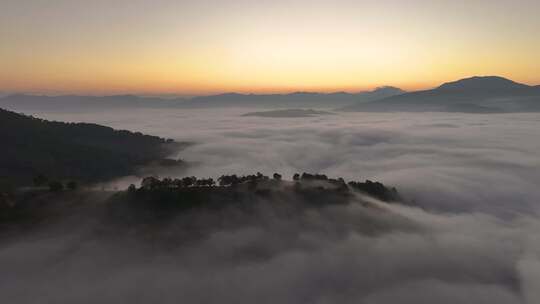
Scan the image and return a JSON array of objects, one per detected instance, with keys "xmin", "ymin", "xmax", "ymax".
[{"xmin": 0, "ymin": 108, "xmax": 176, "ymax": 185}]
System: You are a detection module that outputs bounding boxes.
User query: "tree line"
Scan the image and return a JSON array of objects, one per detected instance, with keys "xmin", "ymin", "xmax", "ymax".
[{"xmin": 130, "ymin": 172, "xmax": 400, "ymax": 202}]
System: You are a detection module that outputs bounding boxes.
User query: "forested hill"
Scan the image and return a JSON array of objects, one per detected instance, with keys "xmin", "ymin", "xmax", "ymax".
[
  {"xmin": 0, "ymin": 108, "xmax": 176, "ymax": 186},
  {"xmin": 0, "ymin": 172, "xmax": 404, "ymax": 229}
]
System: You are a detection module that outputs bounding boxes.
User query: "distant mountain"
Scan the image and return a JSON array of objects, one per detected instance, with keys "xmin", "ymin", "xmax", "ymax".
[
  {"xmin": 242, "ymin": 109, "xmax": 334, "ymax": 118},
  {"xmin": 0, "ymin": 108, "xmax": 176, "ymax": 185},
  {"xmin": 359, "ymin": 86, "xmax": 405, "ymax": 100},
  {"xmin": 0, "ymin": 87, "xmax": 405, "ymax": 112},
  {"xmin": 182, "ymin": 86, "xmax": 405, "ymax": 108},
  {"xmin": 436, "ymin": 76, "xmax": 529, "ymax": 91},
  {"xmin": 342, "ymin": 76, "xmax": 540, "ymax": 113},
  {"xmin": 0, "ymin": 94, "xmax": 185, "ymax": 112}
]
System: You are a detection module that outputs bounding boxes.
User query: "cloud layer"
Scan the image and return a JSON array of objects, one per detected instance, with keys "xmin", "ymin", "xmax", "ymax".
[{"xmin": 5, "ymin": 108, "xmax": 538, "ymax": 303}]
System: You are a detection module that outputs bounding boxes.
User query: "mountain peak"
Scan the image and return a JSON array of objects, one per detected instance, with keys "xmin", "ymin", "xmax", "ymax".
[
  {"xmin": 437, "ymin": 76, "xmax": 529, "ymax": 91},
  {"xmin": 372, "ymin": 86, "xmax": 405, "ymax": 94}
]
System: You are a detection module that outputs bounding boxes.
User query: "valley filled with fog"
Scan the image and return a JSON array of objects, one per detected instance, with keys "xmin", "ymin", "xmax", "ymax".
[
  {"xmin": 37, "ymin": 108, "xmax": 540, "ymax": 216},
  {"xmin": 3, "ymin": 108, "xmax": 540, "ymax": 303},
  {"xmin": 3, "ymin": 0, "xmax": 540, "ymax": 301}
]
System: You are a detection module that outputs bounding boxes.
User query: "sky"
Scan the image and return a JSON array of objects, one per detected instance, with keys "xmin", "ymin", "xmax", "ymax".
[{"xmin": 1, "ymin": 0, "xmax": 539, "ymax": 95}]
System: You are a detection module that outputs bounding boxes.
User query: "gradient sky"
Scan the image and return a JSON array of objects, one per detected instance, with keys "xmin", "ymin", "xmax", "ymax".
[{"xmin": 1, "ymin": 0, "xmax": 539, "ymax": 95}]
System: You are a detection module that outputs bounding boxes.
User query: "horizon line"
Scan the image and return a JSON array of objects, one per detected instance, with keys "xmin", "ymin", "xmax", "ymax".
[
  {"xmin": 2, "ymin": 75, "xmax": 538, "ymax": 98},
  {"xmin": 1, "ymin": 86, "xmax": 406, "ymax": 99}
]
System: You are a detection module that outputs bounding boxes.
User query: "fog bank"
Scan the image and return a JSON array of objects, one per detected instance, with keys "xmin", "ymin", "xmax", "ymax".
[{"xmin": 3, "ymin": 108, "xmax": 538, "ymax": 303}]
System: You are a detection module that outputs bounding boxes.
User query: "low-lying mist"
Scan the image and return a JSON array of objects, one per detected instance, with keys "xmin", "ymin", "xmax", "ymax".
[
  {"xmin": 38, "ymin": 108, "xmax": 540, "ymax": 216},
  {"xmin": 3, "ymin": 108, "xmax": 540, "ymax": 303}
]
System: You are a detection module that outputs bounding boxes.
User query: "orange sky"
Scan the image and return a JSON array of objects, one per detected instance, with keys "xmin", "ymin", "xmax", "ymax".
[{"xmin": 1, "ymin": 0, "xmax": 539, "ymax": 95}]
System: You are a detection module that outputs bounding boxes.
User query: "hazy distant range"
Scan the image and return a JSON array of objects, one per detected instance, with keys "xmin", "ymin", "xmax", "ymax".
[
  {"xmin": 342, "ymin": 76, "xmax": 540, "ymax": 113},
  {"xmin": 0, "ymin": 87, "xmax": 404, "ymax": 112},
  {"xmin": 1, "ymin": 76, "xmax": 539, "ymax": 113}
]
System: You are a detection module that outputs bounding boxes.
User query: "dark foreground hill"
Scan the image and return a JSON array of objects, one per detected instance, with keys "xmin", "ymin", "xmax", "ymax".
[
  {"xmin": 0, "ymin": 108, "xmax": 177, "ymax": 186},
  {"xmin": 342, "ymin": 76, "xmax": 540, "ymax": 113}
]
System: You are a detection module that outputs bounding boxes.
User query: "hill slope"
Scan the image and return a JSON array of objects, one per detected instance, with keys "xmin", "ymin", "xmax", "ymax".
[
  {"xmin": 0, "ymin": 108, "xmax": 175, "ymax": 185},
  {"xmin": 342, "ymin": 76, "xmax": 540, "ymax": 113}
]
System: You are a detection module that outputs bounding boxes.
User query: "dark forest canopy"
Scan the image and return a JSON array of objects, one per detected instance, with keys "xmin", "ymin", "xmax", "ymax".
[
  {"xmin": 0, "ymin": 172, "xmax": 402, "ymax": 227},
  {"xmin": 117, "ymin": 172, "xmax": 401, "ymax": 217},
  {"xmin": 0, "ymin": 108, "xmax": 177, "ymax": 186},
  {"xmin": 133, "ymin": 172, "xmax": 400, "ymax": 202}
]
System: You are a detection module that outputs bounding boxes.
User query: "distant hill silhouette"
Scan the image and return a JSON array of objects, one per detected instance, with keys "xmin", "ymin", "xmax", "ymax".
[
  {"xmin": 0, "ymin": 108, "xmax": 176, "ymax": 185},
  {"xmin": 242, "ymin": 109, "xmax": 334, "ymax": 118},
  {"xmin": 0, "ymin": 94, "xmax": 184, "ymax": 112},
  {"xmin": 436, "ymin": 76, "xmax": 529, "ymax": 91},
  {"xmin": 182, "ymin": 87, "xmax": 404, "ymax": 108},
  {"xmin": 342, "ymin": 76, "xmax": 540, "ymax": 113},
  {"xmin": 0, "ymin": 87, "xmax": 405, "ymax": 112}
]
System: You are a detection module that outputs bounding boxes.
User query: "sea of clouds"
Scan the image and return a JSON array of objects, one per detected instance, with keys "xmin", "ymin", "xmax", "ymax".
[{"xmin": 2, "ymin": 108, "xmax": 539, "ymax": 303}]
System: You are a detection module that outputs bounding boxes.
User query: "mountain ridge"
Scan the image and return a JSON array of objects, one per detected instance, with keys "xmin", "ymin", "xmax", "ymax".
[
  {"xmin": 342, "ymin": 76, "xmax": 540, "ymax": 113},
  {"xmin": 436, "ymin": 76, "xmax": 530, "ymax": 91},
  {"xmin": 174, "ymin": 86, "xmax": 405, "ymax": 108},
  {"xmin": 0, "ymin": 87, "xmax": 405, "ymax": 112}
]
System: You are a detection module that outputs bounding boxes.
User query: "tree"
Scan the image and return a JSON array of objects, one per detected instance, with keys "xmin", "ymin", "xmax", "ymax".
[
  {"xmin": 173, "ymin": 178, "xmax": 184, "ymax": 188},
  {"xmin": 273, "ymin": 173, "xmax": 282, "ymax": 181},
  {"xmin": 48, "ymin": 181, "xmax": 64, "ymax": 192},
  {"xmin": 66, "ymin": 181, "xmax": 78, "ymax": 190},
  {"xmin": 182, "ymin": 176, "xmax": 196, "ymax": 187},
  {"xmin": 293, "ymin": 173, "xmax": 300, "ymax": 181},
  {"xmin": 33, "ymin": 174, "xmax": 48, "ymax": 187},
  {"xmin": 301, "ymin": 173, "xmax": 313, "ymax": 180},
  {"xmin": 127, "ymin": 184, "xmax": 137, "ymax": 193},
  {"xmin": 141, "ymin": 176, "xmax": 160, "ymax": 190},
  {"xmin": 162, "ymin": 177, "xmax": 173, "ymax": 188},
  {"xmin": 218, "ymin": 175, "xmax": 239, "ymax": 186},
  {"xmin": 230, "ymin": 174, "xmax": 240, "ymax": 186}
]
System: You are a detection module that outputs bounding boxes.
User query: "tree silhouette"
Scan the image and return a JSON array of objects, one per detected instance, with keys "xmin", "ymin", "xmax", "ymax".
[
  {"xmin": 66, "ymin": 181, "xmax": 78, "ymax": 190},
  {"xmin": 33, "ymin": 174, "xmax": 48, "ymax": 187},
  {"xmin": 48, "ymin": 181, "xmax": 64, "ymax": 192}
]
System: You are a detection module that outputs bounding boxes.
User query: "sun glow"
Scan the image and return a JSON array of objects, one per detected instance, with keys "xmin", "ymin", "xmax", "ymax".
[{"xmin": 1, "ymin": 0, "xmax": 539, "ymax": 95}]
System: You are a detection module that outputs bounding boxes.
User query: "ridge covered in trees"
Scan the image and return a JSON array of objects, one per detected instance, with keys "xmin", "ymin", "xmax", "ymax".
[
  {"xmin": 115, "ymin": 172, "xmax": 400, "ymax": 216},
  {"xmin": 102, "ymin": 172, "xmax": 402, "ymax": 224},
  {"xmin": 0, "ymin": 108, "xmax": 177, "ymax": 186},
  {"xmin": 1, "ymin": 171, "xmax": 402, "ymax": 228},
  {"xmin": 134, "ymin": 172, "xmax": 399, "ymax": 201}
]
